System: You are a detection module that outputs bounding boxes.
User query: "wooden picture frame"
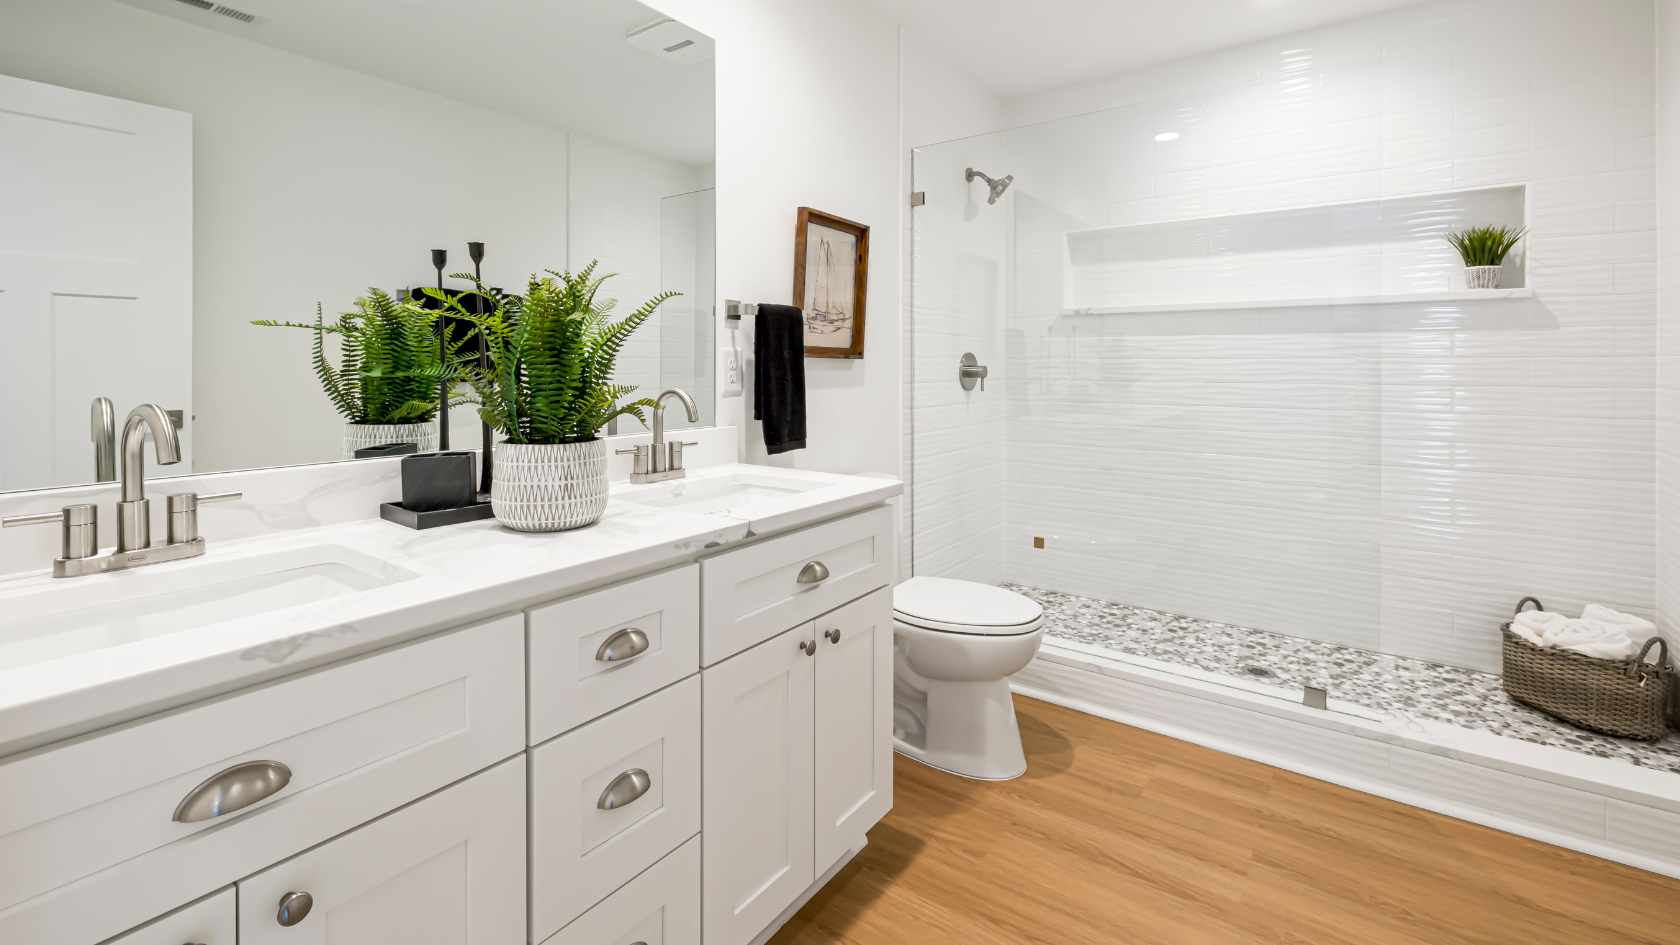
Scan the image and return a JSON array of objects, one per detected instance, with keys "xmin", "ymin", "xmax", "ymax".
[{"xmin": 792, "ymin": 207, "xmax": 869, "ymax": 359}]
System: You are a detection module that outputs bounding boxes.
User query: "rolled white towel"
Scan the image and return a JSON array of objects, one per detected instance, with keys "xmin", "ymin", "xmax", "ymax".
[
  {"xmin": 1511, "ymin": 604, "xmax": 1650, "ymax": 661},
  {"xmin": 1511, "ymin": 609, "xmax": 1568, "ymax": 649},
  {"xmin": 1579, "ymin": 603, "xmax": 1657, "ymax": 638}
]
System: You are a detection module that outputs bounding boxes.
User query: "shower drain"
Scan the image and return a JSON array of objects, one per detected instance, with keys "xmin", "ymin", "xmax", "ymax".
[{"xmin": 1243, "ymin": 665, "xmax": 1278, "ymax": 679}]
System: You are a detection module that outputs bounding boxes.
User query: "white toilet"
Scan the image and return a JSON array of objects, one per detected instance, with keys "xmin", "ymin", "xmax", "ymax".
[{"xmin": 891, "ymin": 576, "xmax": 1045, "ymax": 780}]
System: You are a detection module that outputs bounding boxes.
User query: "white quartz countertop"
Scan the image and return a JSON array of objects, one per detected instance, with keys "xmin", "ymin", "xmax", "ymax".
[{"xmin": 0, "ymin": 464, "xmax": 900, "ymax": 756}]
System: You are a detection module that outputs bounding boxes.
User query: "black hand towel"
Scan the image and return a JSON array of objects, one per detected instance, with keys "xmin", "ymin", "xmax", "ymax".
[{"xmin": 753, "ymin": 303, "xmax": 806, "ymax": 454}]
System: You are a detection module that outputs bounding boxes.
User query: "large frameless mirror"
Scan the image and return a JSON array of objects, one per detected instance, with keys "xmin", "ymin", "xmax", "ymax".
[{"xmin": 0, "ymin": 0, "xmax": 716, "ymax": 492}]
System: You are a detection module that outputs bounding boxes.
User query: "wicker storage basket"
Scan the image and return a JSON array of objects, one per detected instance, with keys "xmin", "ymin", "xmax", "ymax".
[{"xmin": 1500, "ymin": 597, "xmax": 1674, "ymax": 741}]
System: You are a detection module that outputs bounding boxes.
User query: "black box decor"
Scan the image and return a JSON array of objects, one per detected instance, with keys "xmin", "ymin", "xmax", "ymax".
[{"xmin": 379, "ymin": 450, "xmax": 494, "ymax": 529}]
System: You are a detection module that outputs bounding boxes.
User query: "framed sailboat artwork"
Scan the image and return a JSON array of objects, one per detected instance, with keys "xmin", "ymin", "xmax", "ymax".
[{"xmin": 792, "ymin": 207, "xmax": 869, "ymax": 359}]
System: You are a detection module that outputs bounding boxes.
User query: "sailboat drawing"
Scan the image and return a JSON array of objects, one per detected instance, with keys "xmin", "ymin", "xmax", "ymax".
[{"xmin": 804, "ymin": 233, "xmax": 851, "ymax": 336}]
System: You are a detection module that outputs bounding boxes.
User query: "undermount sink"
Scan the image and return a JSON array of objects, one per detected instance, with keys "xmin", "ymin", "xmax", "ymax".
[
  {"xmin": 613, "ymin": 468, "xmax": 830, "ymax": 518},
  {"xmin": 0, "ymin": 545, "xmax": 417, "ymax": 673}
]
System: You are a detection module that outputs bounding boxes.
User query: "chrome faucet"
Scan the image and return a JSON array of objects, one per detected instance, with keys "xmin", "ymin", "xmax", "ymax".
[
  {"xmin": 615, "ymin": 388, "xmax": 700, "ymax": 484},
  {"xmin": 2, "ymin": 403, "xmax": 241, "ymax": 578}
]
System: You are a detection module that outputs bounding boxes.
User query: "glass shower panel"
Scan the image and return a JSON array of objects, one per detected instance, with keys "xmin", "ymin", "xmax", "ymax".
[
  {"xmin": 658, "ymin": 187, "xmax": 716, "ymax": 431},
  {"xmin": 911, "ymin": 57, "xmax": 1386, "ymax": 658}
]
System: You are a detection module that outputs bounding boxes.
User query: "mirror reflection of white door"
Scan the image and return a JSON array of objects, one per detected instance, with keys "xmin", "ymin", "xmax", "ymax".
[{"xmin": 0, "ymin": 73, "xmax": 191, "ymax": 491}]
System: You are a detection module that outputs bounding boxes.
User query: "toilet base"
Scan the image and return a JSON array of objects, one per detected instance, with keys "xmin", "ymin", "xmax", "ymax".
[{"xmin": 892, "ymin": 678, "xmax": 1027, "ymax": 781}]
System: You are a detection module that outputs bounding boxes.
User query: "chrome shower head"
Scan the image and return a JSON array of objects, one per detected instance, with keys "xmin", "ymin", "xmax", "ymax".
[{"xmin": 965, "ymin": 167, "xmax": 1013, "ymax": 205}]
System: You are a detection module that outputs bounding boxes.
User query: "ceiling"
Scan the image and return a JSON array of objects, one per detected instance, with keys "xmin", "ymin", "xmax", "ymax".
[
  {"xmin": 111, "ymin": 0, "xmax": 715, "ymax": 166},
  {"xmin": 867, "ymin": 0, "xmax": 1429, "ymax": 98}
]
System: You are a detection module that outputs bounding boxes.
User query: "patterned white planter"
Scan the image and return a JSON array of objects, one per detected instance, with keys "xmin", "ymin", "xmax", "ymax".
[
  {"xmin": 1465, "ymin": 265, "xmax": 1502, "ymax": 289},
  {"xmin": 491, "ymin": 439, "xmax": 609, "ymax": 531},
  {"xmin": 341, "ymin": 422, "xmax": 438, "ymax": 460}
]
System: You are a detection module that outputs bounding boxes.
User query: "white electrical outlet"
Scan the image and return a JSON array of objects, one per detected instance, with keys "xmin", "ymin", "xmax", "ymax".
[{"xmin": 719, "ymin": 344, "xmax": 743, "ymax": 395}]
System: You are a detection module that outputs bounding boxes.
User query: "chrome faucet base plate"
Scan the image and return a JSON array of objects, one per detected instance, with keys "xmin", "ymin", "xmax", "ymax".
[{"xmin": 52, "ymin": 537, "xmax": 205, "ymax": 579}]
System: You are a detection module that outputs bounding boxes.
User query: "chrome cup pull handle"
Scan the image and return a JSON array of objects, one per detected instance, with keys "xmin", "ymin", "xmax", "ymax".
[
  {"xmin": 595, "ymin": 627, "xmax": 650, "ymax": 663},
  {"xmin": 796, "ymin": 561, "xmax": 830, "ymax": 585},
  {"xmin": 173, "ymin": 760, "xmax": 291, "ymax": 823},
  {"xmin": 598, "ymin": 768, "xmax": 652, "ymax": 810},
  {"xmin": 276, "ymin": 891, "xmax": 313, "ymax": 927}
]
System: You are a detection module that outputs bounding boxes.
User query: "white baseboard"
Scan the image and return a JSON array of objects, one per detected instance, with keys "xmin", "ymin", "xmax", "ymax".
[{"xmin": 1014, "ymin": 647, "xmax": 1680, "ymax": 880}]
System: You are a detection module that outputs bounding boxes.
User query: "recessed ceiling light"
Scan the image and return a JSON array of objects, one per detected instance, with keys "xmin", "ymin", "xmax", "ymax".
[{"xmin": 1155, "ymin": 132, "xmax": 1180, "ymax": 141}]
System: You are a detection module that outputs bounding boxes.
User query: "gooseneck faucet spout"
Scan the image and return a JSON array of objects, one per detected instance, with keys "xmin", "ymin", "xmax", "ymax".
[
  {"xmin": 117, "ymin": 404, "xmax": 183, "ymax": 551},
  {"xmin": 651, "ymin": 388, "xmax": 700, "ymax": 454}
]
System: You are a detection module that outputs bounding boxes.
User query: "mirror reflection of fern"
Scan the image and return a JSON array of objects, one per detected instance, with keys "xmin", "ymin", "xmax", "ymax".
[
  {"xmin": 252, "ymin": 288, "xmax": 468, "ymax": 424},
  {"xmin": 427, "ymin": 262, "xmax": 676, "ymax": 444}
]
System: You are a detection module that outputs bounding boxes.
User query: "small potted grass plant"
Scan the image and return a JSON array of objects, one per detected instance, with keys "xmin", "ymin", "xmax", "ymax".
[
  {"xmin": 431, "ymin": 262, "xmax": 675, "ymax": 531},
  {"xmin": 1444, "ymin": 224, "xmax": 1527, "ymax": 290},
  {"xmin": 253, "ymin": 288, "xmax": 468, "ymax": 459}
]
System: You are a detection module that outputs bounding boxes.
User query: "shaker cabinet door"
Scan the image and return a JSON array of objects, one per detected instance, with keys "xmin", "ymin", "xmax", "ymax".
[
  {"xmin": 701, "ymin": 626, "xmax": 816, "ymax": 945},
  {"xmin": 813, "ymin": 586, "xmax": 894, "ymax": 871},
  {"xmin": 237, "ymin": 756, "xmax": 524, "ymax": 945},
  {"xmin": 107, "ymin": 887, "xmax": 235, "ymax": 945}
]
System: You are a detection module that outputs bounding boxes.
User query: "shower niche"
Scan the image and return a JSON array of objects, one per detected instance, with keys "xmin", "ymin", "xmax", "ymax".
[{"xmin": 1060, "ymin": 184, "xmax": 1529, "ymax": 314}]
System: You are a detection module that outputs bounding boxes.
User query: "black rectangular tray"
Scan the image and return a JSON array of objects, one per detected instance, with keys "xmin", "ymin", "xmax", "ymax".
[{"xmin": 379, "ymin": 500, "xmax": 495, "ymax": 530}]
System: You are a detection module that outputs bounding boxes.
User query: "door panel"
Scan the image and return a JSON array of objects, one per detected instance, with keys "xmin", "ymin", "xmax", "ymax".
[
  {"xmin": 237, "ymin": 756, "xmax": 524, "ymax": 945},
  {"xmin": 814, "ymin": 587, "xmax": 894, "ymax": 870},
  {"xmin": 701, "ymin": 626, "xmax": 814, "ymax": 945},
  {"xmin": 0, "ymin": 73, "xmax": 192, "ymax": 490}
]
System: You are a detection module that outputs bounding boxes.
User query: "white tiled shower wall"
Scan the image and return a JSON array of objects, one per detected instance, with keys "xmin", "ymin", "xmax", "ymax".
[
  {"xmin": 913, "ymin": 0, "xmax": 1661, "ymax": 673},
  {"xmin": 1657, "ymin": 0, "xmax": 1680, "ymax": 654}
]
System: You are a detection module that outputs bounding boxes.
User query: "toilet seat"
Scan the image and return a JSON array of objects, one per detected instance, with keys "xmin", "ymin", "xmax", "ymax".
[{"xmin": 892, "ymin": 576, "xmax": 1043, "ymax": 635}]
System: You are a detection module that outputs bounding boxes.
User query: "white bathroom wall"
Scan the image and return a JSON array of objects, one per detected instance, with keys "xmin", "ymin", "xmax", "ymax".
[
  {"xmin": 651, "ymin": 0, "xmax": 904, "ymax": 478},
  {"xmin": 1660, "ymin": 0, "xmax": 1680, "ymax": 651},
  {"xmin": 0, "ymin": 0, "xmax": 571, "ymax": 474},
  {"xmin": 901, "ymin": 33, "xmax": 1010, "ymax": 583},
  {"xmin": 937, "ymin": 0, "xmax": 1660, "ymax": 673}
]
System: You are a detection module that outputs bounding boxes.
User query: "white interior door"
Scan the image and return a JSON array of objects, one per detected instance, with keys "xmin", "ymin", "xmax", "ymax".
[
  {"xmin": 237, "ymin": 756, "xmax": 525, "ymax": 945},
  {"xmin": 813, "ymin": 586, "xmax": 894, "ymax": 871},
  {"xmin": 0, "ymin": 72, "xmax": 192, "ymax": 490},
  {"xmin": 701, "ymin": 626, "xmax": 815, "ymax": 945}
]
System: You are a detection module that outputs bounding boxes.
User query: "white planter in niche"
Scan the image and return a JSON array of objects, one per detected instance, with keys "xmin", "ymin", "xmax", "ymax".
[
  {"xmin": 1465, "ymin": 265, "xmax": 1502, "ymax": 289},
  {"xmin": 341, "ymin": 422, "xmax": 437, "ymax": 460},
  {"xmin": 491, "ymin": 439, "xmax": 610, "ymax": 531}
]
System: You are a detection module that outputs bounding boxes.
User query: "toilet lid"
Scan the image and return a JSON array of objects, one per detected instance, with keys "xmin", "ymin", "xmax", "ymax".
[{"xmin": 893, "ymin": 576, "xmax": 1043, "ymax": 635}]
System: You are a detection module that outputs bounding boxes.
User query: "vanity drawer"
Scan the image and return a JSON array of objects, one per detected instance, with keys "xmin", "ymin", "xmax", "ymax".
[
  {"xmin": 0, "ymin": 615, "xmax": 523, "ymax": 941},
  {"xmin": 700, "ymin": 505, "xmax": 893, "ymax": 665},
  {"xmin": 530, "ymin": 675, "xmax": 701, "ymax": 942},
  {"xmin": 528, "ymin": 564, "xmax": 699, "ymax": 743},
  {"xmin": 108, "ymin": 886, "xmax": 235, "ymax": 945},
  {"xmin": 540, "ymin": 834, "xmax": 699, "ymax": 945}
]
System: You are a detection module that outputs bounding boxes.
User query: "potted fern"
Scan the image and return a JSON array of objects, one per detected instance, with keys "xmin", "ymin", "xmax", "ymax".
[
  {"xmin": 433, "ymin": 263, "xmax": 675, "ymax": 531},
  {"xmin": 253, "ymin": 288, "xmax": 467, "ymax": 459},
  {"xmin": 1445, "ymin": 224, "xmax": 1527, "ymax": 290}
]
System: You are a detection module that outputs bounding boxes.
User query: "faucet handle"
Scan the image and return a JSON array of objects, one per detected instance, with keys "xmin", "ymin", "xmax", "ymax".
[
  {"xmin": 3, "ymin": 505, "xmax": 98, "ymax": 560},
  {"xmin": 166, "ymin": 492, "xmax": 242, "ymax": 545},
  {"xmin": 615, "ymin": 444, "xmax": 651, "ymax": 477}
]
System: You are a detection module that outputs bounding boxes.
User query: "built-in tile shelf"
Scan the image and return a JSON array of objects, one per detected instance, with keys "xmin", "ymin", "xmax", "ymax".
[
  {"xmin": 1061, "ymin": 184, "xmax": 1529, "ymax": 314},
  {"xmin": 1064, "ymin": 287, "xmax": 1534, "ymax": 315}
]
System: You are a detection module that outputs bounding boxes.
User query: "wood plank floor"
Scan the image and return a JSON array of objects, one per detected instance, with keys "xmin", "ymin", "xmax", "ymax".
[{"xmin": 769, "ymin": 695, "xmax": 1680, "ymax": 945}]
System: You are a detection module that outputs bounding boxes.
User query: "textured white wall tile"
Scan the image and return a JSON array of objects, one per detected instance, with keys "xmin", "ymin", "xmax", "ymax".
[{"xmin": 907, "ymin": 0, "xmax": 1661, "ymax": 672}]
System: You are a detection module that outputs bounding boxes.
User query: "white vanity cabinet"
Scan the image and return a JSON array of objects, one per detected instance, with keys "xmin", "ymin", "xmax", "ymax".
[
  {"xmin": 700, "ymin": 584, "xmax": 893, "ymax": 945},
  {"xmin": 106, "ymin": 888, "xmax": 235, "ymax": 945},
  {"xmin": 238, "ymin": 756, "xmax": 526, "ymax": 945},
  {"xmin": 2, "ymin": 492, "xmax": 898, "ymax": 945}
]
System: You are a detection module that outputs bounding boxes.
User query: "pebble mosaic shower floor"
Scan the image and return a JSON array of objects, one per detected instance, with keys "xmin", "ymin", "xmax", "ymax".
[{"xmin": 1006, "ymin": 584, "xmax": 1680, "ymax": 776}]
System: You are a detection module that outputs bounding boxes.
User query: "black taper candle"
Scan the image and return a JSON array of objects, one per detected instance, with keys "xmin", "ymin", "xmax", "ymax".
[
  {"xmin": 468, "ymin": 241, "xmax": 492, "ymax": 496},
  {"xmin": 431, "ymin": 248, "xmax": 449, "ymax": 450}
]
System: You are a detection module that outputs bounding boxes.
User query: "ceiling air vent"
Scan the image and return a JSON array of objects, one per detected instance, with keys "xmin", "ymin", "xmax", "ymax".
[{"xmin": 162, "ymin": 0, "xmax": 263, "ymax": 26}]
